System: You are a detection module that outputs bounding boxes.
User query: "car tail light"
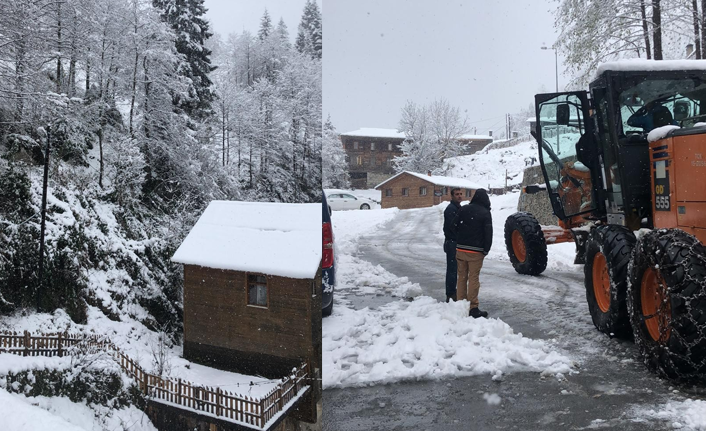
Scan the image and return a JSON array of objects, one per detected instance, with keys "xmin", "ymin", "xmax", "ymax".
[{"xmin": 323, "ymin": 221, "xmax": 334, "ymax": 269}]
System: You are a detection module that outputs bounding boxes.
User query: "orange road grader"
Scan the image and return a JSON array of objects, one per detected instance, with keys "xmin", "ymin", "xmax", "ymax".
[{"xmin": 505, "ymin": 61, "xmax": 706, "ymax": 382}]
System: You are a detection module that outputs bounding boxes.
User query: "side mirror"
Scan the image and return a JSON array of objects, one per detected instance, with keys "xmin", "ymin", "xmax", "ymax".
[{"xmin": 556, "ymin": 103, "xmax": 570, "ymax": 126}]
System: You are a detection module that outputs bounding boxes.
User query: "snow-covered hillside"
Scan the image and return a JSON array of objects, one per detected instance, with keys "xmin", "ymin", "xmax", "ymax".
[{"xmin": 443, "ymin": 139, "xmax": 539, "ymax": 188}]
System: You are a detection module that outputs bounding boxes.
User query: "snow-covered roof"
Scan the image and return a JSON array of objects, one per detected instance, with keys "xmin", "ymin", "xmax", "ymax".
[
  {"xmin": 375, "ymin": 171, "xmax": 483, "ymax": 190},
  {"xmin": 171, "ymin": 201, "xmax": 321, "ymax": 279},
  {"xmin": 597, "ymin": 59, "xmax": 706, "ymax": 75},
  {"xmin": 458, "ymin": 134, "xmax": 493, "ymax": 140},
  {"xmin": 341, "ymin": 128, "xmax": 406, "ymax": 139}
]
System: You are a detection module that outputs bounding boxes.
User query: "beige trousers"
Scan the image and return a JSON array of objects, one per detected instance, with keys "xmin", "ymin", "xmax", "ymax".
[{"xmin": 456, "ymin": 251, "xmax": 485, "ymax": 308}]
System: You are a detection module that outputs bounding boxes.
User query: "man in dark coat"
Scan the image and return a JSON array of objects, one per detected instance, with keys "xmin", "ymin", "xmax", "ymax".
[
  {"xmin": 443, "ymin": 188, "xmax": 464, "ymax": 302},
  {"xmin": 453, "ymin": 189, "xmax": 492, "ymax": 318}
]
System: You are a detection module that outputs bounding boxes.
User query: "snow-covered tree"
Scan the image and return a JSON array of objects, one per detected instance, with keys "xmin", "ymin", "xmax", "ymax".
[
  {"xmin": 394, "ymin": 99, "xmax": 469, "ymax": 174},
  {"xmin": 296, "ymin": 0, "xmax": 322, "ymax": 59},
  {"xmin": 556, "ymin": 0, "xmax": 704, "ymax": 86},
  {"xmin": 322, "ymin": 117, "xmax": 349, "ymax": 189},
  {"xmin": 152, "ymin": 0, "xmax": 215, "ymax": 119}
]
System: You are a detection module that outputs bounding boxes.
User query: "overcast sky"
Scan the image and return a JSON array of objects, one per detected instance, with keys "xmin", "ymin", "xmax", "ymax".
[
  {"xmin": 323, "ymin": 0, "xmax": 566, "ymax": 136},
  {"xmin": 204, "ymin": 0, "xmax": 322, "ymax": 42}
]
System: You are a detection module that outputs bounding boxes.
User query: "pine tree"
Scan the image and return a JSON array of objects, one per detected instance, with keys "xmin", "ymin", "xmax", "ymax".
[
  {"xmin": 152, "ymin": 0, "xmax": 215, "ymax": 119},
  {"xmin": 258, "ymin": 9, "xmax": 272, "ymax": 41},
  {"xmin": 295, "ymin": 0, "xmax": 321, "ymax": 59}
]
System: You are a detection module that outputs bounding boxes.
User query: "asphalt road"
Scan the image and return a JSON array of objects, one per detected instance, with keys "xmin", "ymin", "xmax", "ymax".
[{"xmin": 323, "ymin": 208, "xmax": 705, "ymax": 431}]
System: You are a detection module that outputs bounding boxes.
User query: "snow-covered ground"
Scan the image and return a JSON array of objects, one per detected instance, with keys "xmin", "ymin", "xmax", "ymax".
[
  {"xmin": 444, "ymin": 139, "xmax": 538, "ymax": 189},
  {"xmin": 0, "ymin": 387, "xmax": 156, "ymax": 431},
  {"xmin": 632, "ymin": 398, "xmax": 706, "ymax": 430},
  {"xmin": 324, "ymin": 193, "xmax": 579, "ymax": 389},
  {"xmin": 0, "ymin": 309, "xmax": 279, "ymax": 400}
]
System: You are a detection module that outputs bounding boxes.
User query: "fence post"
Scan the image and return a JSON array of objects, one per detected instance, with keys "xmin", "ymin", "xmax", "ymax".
[
  {"xmin": 23, "ymin": 330, "xmax": 30, "ymax": 357},
  {"xmin": 57, "ymin": 332, "xmax": 63, "ymax": 358},
  {"xmin": 278, "ymin": 385, "xmax": 283, "ymax": 411},
  {"xmin": 143, "ymin": 373, "xmax": 149, "ymax": 396},
  {"xmin": 178, "ymin": 379, "xmax": 182, "ymax": 406},
  {"xmin": 216, "ymin": 387, "xmax": 222, "ymax": 417}
]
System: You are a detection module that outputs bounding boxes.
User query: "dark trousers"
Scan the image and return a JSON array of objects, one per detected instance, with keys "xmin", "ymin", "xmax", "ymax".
[{"xmin": 444, "ymin": 239, "xmax": 457, "ymax": 297}]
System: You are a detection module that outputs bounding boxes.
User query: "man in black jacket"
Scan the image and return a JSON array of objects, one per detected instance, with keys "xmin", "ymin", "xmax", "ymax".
[
  {"xmin": 453, "ymin": 189, "xmax": 492, "ymax": 318},
  {"xmin": 443, "ymin": 188, "xmax": 464, "ymax": 302}
]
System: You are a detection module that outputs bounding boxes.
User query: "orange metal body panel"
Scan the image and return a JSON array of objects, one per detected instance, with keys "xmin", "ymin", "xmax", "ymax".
[{"xmin": 650, "ymin": 133, "xmax": 706, "ymax": 241}]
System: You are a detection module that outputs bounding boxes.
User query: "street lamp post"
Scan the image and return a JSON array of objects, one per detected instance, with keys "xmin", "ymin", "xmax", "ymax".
[{"xmin": 541, "ymin": 45, "xmax": 558, "ymax": 92}]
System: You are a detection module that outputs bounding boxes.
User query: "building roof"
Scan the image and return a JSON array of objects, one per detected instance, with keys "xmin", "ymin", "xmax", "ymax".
[
  {"xmin": 341, "ymin": 128, "xmax": 492, "ymax": 141},
  {"xmin": 171, "ymin": 201, "xmax": 321, "ymax": 279},
  {"xmin": 458, "ymin": 134, "xmax": 493, "ymax": 140},
  {"xmin": 340, "ymin": 128, "xmax": 406, "ymax": 139},
  {"xmin": 375, "ymin": 171, "xmax": 483, "ymax": 190}
]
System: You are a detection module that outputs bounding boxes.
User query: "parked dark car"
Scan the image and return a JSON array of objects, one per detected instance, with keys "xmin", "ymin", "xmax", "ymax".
[{"xmin": 322, "ymin": 192, "xmax": 335, "ymax": 316}]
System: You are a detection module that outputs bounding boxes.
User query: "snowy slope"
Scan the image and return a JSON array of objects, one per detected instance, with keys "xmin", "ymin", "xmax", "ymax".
[{"xmin": 443, "ymin": 139, "xmax": 539, "ymax": 189}]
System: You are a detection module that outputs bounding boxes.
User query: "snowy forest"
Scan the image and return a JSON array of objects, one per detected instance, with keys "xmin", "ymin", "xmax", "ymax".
[
  {"xmin": 557, "ymin": 0, "xmax": 706, "ymax": 84},
  {"xmin": 0, "ymin": 0, "xmax": 322, "ymax": 332}
]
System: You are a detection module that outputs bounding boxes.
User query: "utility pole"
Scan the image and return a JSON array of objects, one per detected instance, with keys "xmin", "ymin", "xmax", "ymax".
[
  {"xmin": 541, "ymin": 45, "xmax": 559, "ymax": 92},
  {"xmin": 37, "ymin": 125, "xmax": 50, "ymax": 311}
]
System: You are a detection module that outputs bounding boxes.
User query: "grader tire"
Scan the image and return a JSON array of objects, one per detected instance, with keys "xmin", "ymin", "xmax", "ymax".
[
  {"xmin": 628, "ymin": 229, "xmax": 706, "ymax": 382},
  {"xmin": 505, "ymin": 212, "xmax": 547, "ymax": 276},
  {"xmin": 584, "ymin": 225, "xmax": 635, "ymax": 338}
]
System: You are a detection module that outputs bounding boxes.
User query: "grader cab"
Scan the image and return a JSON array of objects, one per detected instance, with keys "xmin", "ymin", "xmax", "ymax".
[{"xmin": 506, "ymin": 60, "xmax": 706, "ymax": 381}]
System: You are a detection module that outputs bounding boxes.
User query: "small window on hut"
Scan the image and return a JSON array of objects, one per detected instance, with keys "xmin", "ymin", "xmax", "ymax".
[
  {"xmin": 402, "ymin": 188, "xmax": 409, "ymax": 196},
  {"xmin": 247, "ymin": 274, "xmax": 268, "ymax": 307},
  {"xmin": 385, "ymin": 189, "xmax": 392, "ymax": 197},
  {"xmin": 419, "ymin": 187, "xmax": 427, "ymax": 196},
  {"xmin": 466, "ymin": 189, "xmax": 472, "ymax": 198}
]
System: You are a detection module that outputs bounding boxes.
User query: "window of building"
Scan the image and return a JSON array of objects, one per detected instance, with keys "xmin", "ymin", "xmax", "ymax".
[
  {"xmin": 356, "ymin": 156, "xmax": 363, "ymax": 166},
  {"xmin": 387, "ymin": 143, "xmax": 393, "ymax": 151},
  {"xmin": 420, "ymin": 187, "xmax": 427, "ymax": 196},
  {"xmin": 402, "ymin": 188, "xmax": 409, "ymax": 196},
  {"xmin": 353, "ymin": 141, "xmax": 359, "ymax": 150},
  {"xmin": 247, "ymin": 274, "xmax": 268, "ymax": 307},
  {"xmin": 443, "ymin": 187, "xmax": 448, "ymax": 195},
  {"xmin": 371, "ymin": 142, "xmax": 376, "ymax": 151},
  {"xmin": 386, "ymin": 157, "xmax": 392, "ymax": 166},
  {"xmin": 466, "ymin": 189, "xmax": 472, "ymax": 198},
  {"xmin": 386, "ymin": 189, "xmax": 392, "ymax": 197}
]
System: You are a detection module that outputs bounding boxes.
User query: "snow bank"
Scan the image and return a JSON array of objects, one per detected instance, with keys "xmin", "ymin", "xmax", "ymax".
[
  {"xmin": 633, "ymin": 398, "xmax": 706, "ymax": 430},
  {"xmin": 0, "ymin": 389, "xmax": 156, "ymax": 431},
  {"xmin": 0, "ymin": 354, "xmax": 72, "ymax": 376},
  {"xmin": 444, "ymin": 140, "xmax": 538, "ymax": 189},
  {"xmin": 323, "ymin": 296, "xmax": 575, "ymax": 389}
]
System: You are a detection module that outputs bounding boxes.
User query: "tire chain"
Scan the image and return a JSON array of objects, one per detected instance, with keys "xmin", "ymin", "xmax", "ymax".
[{"xmin": 628, "ymin": 229, "xmax": 706, "ymax": 383}]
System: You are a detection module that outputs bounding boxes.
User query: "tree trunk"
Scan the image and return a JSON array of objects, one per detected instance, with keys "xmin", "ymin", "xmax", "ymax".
[
  {"xmin": 640, "ymin": 0, "xmax": 652, "ymax": 59},
  {"xmin": 652, "ymin": 0, "xmax": 663, "ymax": 60},
  {"xmin": 226, "ymin": 112, "xmax": 230, "ymax": 166},
  {"xmin": 129, "ymin": 49, "xmax": 139, "ymax": 138},
  {"xmin": 693, "ymin": 0, "xmax": 702, "ymax": 59},
  {"xmin": 702, "ymin": 0, "xmax": 706, "ymax": 58},
  {"xmin": 56, "ymin": 1, "xmax": 62, "ymax": 93},
  {"xmin": 85, "ymin": 49, "xmax": 91, "ymax": 93},
  {"xmin": 222, "ymin": 105, "xmax": 226, "ymax": 166}
]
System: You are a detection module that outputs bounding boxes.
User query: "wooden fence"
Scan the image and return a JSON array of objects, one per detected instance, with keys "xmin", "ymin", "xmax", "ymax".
[{"xmin": 0, "ymin": 330, "xmax": 310, "ymax": 429}]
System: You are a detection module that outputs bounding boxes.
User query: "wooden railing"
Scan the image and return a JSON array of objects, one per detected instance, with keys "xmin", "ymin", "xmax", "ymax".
[{"xmin": 0, "ymin": 330, "xmax": 310, "ymax": 429}]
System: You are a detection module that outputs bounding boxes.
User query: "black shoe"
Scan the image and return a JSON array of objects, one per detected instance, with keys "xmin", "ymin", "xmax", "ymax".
[
  {"xmin": 470, "ymin": 308, "xmax": 488, "ymax": 318},
  {"xmin": 446, "ymin": 294, "xmax": 457, "ymax": 303}
]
